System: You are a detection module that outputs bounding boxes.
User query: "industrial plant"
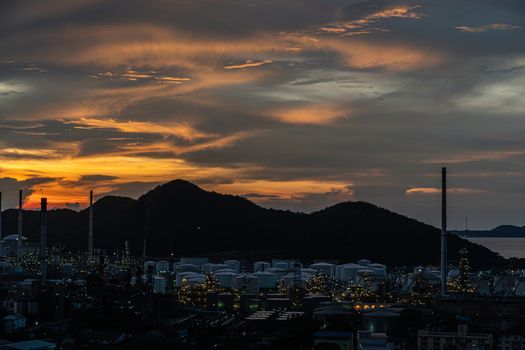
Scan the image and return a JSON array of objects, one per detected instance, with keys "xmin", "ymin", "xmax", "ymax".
[{"xmin": 0, "ymin": 169, "xmax": 524, "ymax": 350}]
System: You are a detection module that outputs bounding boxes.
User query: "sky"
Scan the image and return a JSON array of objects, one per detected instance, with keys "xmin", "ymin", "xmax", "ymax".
[{"xmin": 1, "ymin": 0, "xmax": 524, "ymax": 229}]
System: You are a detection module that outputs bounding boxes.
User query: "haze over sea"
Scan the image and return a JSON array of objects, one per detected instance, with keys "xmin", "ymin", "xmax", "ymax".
[{"xmin": 468, "ymin": 237, "xmax": 525, "ymax": 259}]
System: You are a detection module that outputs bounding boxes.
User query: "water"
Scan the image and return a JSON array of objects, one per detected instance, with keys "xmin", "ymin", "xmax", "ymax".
[{"xmin": 468, "ymin": 237, "xmax": 525, "ymax": 259}]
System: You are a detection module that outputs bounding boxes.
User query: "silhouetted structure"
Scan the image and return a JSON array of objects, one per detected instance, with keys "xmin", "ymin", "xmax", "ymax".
[
  {"xmin": 441, "ymin": 167, "xmax": 448, "ymax": 297},
  {"xmin": 89, "ymin": 190, "xmax": 94, "ymax": 258}
]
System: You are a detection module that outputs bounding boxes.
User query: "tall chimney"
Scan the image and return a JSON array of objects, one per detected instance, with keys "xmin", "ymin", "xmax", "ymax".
[
  {"xmin": 0, "ymin": 191, "xmax": 3, "ymax": 240},
  {"xmin": 40, "ymin": 198, "xmax": 47, "ymax": 279},
  {"xmin": 441, "ymin": 167, "xmax": 448, "ymax": 297},
  {"xmin": 17, "ymin": 190, "xmax": 23, "ymax": 255},
  {"xmin": 88, "ymin": 190, "xmax": 94, "ymax": 258}
]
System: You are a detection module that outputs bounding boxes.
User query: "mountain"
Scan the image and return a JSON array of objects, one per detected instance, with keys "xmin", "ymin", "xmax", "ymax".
[
  {"xmin": 0, "ymin": 179, "xmax": 506, "ymax": 268},
  {"xmin": 452, "ymin": 225, "xmax": 525, "ymax": 238}
]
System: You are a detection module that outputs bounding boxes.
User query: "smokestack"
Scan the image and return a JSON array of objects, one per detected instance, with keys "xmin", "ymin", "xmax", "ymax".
[
  {"xmin": 88, "ymin": 190, "xmax": 94, "ymax": 258},
  {"xmin": 17, "ymin": 190, "xmax": 23, "ymax": 255},
  {"xmin": 0, "ymin": 191, "xmax": 2, "ymax": 240},
  {"xmin": 441, "ymin": 167, "xmax": 448, "ymax": 297},
  {"xmin": 40, "ymin": 198, "xmax": 47, "ymax": 279}
]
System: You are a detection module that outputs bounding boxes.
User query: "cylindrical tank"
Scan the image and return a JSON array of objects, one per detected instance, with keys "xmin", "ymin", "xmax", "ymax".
[
  {"xmin": 176, "ymin": 272, "xmax": 200, "ymax": 287},
  {"xmin": 180, "ymin": 257, "xmax": 209, "ymax": 266},
  {"xmin": 155, "ymin": 260, "xmax": 170, "ymax": 273},
  {"xmin": 367, "ymin": 263, "xmax": 387, "ymax": 276},
  {"xmin": 356, "ymin": 269, "xmax": 375, "ymax": 284},
  {"xmin": 267, "ymin": 267, "xmax": 286, "ymax": 279},
  {"xmin": 153, "ymin": 276, "xmax": 167, "ymax": 294},
  {"xmin": 254, "ymin": 261, "xmax": 271, "ymax": 272},
  {"xmin": 253, "ymin": 271, "xmax": 277, "ymax": 289},
  {"xmin": 215, "ymin": 272, "xmax": 236, "ymax": 288},
  {"xmin": 356, "ymin": 259, "xmax": 371, "ymax": 266},
  {"xmin": 175, "ymin": 264, "xmax": 200, "ymax": 273},
  {"xmin": 232, "ymin": 274, "xmax": 259, "ymax": 293},
  {"xmin": 186, "ymin": 274, "xmax": 206, "ymax": 286},
  {"xmin": 143, "ymin": 260, "xmax": 155, "ymax": 273},
  {"xmin": 338, "ymin": 264, "xmax": 364, "ymax": 282},
  {"xmin": 310, "ymin": 262, "xmax": 335, "ymax": 277},
  {"xmin": 224, "ymin": 260, "xmax": 240, "ymax": 273},
  {"xmin": 273, "ymin": 262, "xmax": 290, "ymax": 270}
]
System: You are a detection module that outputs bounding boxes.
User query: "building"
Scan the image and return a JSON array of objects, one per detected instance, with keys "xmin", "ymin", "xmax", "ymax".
[
  {"xmin": 2, "ymin": 314, "xmax": 26, "ymax": 334},
  {"xmin": 358, "ymin": 331, "xmax": 394, "ymax": 350},
  {"xmin": 314, "ymin": 331, "xmax": 353, "ymax": 350},
  {"xmin": 499, "ymin": 325, "xmax": 525, "ymax": 350},
  {"xmin": 417, "ymin": 325, "xmax": 493, "ymax": 350}
]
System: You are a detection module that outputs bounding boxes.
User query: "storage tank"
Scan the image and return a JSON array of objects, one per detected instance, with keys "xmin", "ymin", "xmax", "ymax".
[
  {"xmin": 176, "ymin": 272, "xmax": 200, "ymax": 287},
  {"xmin": 253, "ymin": 271, "xmax": 277, "ymax": 289},
  {"xmin": 309, "ymin": 262, "xmax": 335, "ymax": 277},
  {"xmin": 301, "ymin": 268, "xmax": 317, "ymax": 275},
  {"xmin": 180, "ymin": 257, "xmax": 209, "ymax": 266},
  {"xmin": 175, "ymin": 264, "xmax": 200, "ymax": 273},
  {"xmin": 337, "ymin": 263, "xmax": 364, "ymax": 281},
  {"xmin": 267, "ymin": 268, "xmax": 287, "ymax": 279},
  {"xmin": 367, "ymin": 263, "xmax": 387, "ymax": 276},
  {"xmin": 153, "ymin": 276, "xmax": 167, "ymax": 294},
  {"xmin": 143, "ymin": 260, "xmax": 155, "ymax": 273},
  {"xmin": 215, "ymin": 272, "xmax": 236, "ymax": 288},
  {"xmin": 356, "ymin": 259, "xmax": 371, "ymax": 266},
  {"xmin": 214, "ymin": 268, "xmax": 237, "ymax": 274},
  {"xmin": 356, "ymin": 269, "xmax": 375, "ymax": 284},
  {"xmin": 186, "ymin": 274, "xmax": 206, "ymax": 286},
  {"xmin": 155, "ymin": 260, "xmax": 170, "ymax": 273},
  {"xmin": 273, "ymin": 262, "xmax": 290, "ymax": 271},
  {"xmin": 254, "ymin": 261, "xmax": 271, "ymax": 272},
  {"xmin": 224, "ymin": 260, "xmax": 240, "ymax": 273},
  {"xmin": 203, "ymin": 263, "xmax": 230, "ymax": 273},
  {"xmin": 232, "ymin": 274, "xmax": 259, "ymax": 293}
]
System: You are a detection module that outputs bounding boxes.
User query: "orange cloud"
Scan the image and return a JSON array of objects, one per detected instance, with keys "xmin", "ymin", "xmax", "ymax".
[
  {"xmin": 456, "ymin": 23, "xmax": 520, "ymax": 33},
  {"xmin": 266, "ymin": 104, "xmax": 350, "ymax": 125},
  {"xmin": 405, "ymin": 187, "xmax": 484, "ymax": 195},
  {"xmin": 65, "ymin": 117, "xmax": 213, "ymax": 141},
  {"xmin": 320, "ymin": 39, "xmax": 444, "ymax": 71},
  {"xmin": 224, "ymin": 59, "xmax": 273, "ymax": 69}
]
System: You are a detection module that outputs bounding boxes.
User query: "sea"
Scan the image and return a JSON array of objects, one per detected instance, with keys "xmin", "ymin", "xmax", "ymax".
[{"xmin": 468, "ymin": 237, "xmax": 525, "ymax": 259}]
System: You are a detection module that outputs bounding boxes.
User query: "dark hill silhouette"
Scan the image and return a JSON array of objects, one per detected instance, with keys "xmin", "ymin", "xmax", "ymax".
[
  {"xmin": 452, "ymin": 225, "xmax": 525, "ymax": 238},
  {"xmin": 0, "ymin": 179, "xmax": 505, "ymax": 268}
]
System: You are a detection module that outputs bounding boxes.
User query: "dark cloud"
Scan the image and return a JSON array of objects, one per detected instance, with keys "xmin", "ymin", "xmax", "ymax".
[
  {"xmin": 1, "ymin": 0, "xmax": 524, "ymax": 228},
  {"xmin": 0, "ymin": 177, "xmax": 56, "ymax": 208}
]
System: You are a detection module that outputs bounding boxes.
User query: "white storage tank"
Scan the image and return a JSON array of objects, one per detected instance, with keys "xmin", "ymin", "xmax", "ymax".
[
  {"xmin": 367, "ymin": 263, "xmax": 387, "ymax": 276},
  {"xmin": 224, "ymin": 260, "xmax": 240, "ymax": 273},
  {"xmin": 203, "ymin": 263, "xmax": 229, "ymax": 273},
  {"xmin": 176, "ymin": 272, "xmax": 200, "ymax": 287},
  {"xmin": 253, "ymin": 271, "xmax": 277, "ymax": 289},
  {"xmin": 337, "ymin": 263, "xmax": 364, "ymax": 281},
  {"xmin": 214, "ymin": 268, "xmax": 237, "ymax": 274},
  {"xmin": 356, "ymin": 269, "xmax": 375, "ymax": 284},
  {"xmin": 232, "ymin": 274, "xmax": 259, "ymax": 293},
  {"xmin": 309, "ymin": 262, "xmax": 335, "ymax": 277},
  {"xmin": 356, "ymin": 259, "xmax": 371, "ymax": 266},
  {"xmin": 175, "ymin": 264, "xmax": 200, "ymax": 273},
  {"xmin": 180, "ymin": 257, "xmax": 209, "ymax": 266},
  {"xmin": 301, "ymin": 268, "xmax": 317, "ymax": 276},
  {"xmin": 267, "ymin": 268, "xmax": 287, "ymax": 279},
  {"xmin": 155, "ymin": 260, "xmax": 170, "ymax": 273},
  {"xmin": 254, "ymin": 261, "xmax": 271, "ymax": 272},
  {"xmin": 273, "ymin": 262, "xmax": 290, "ymax": 271},
  {"xmin": 214, "ymin": 272, "xmax": 236, "ymax": 288},
  {"xmin": 153, "ymin": 276, "xmax": 167, "ymax": 294},
  {"xmin": 186, "ymin": 274, "xmax": 206, "ymax": 286}
]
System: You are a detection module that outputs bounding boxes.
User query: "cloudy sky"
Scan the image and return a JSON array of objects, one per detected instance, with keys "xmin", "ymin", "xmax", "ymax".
[{"xmin": 1, "ymin": 0, "xmax": 524, "ymax": 228}]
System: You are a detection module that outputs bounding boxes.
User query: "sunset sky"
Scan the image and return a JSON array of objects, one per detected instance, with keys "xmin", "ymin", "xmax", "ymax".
[{"xmin": 1, "ymin": 0, "xmax": 525, "ymax": 228}]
